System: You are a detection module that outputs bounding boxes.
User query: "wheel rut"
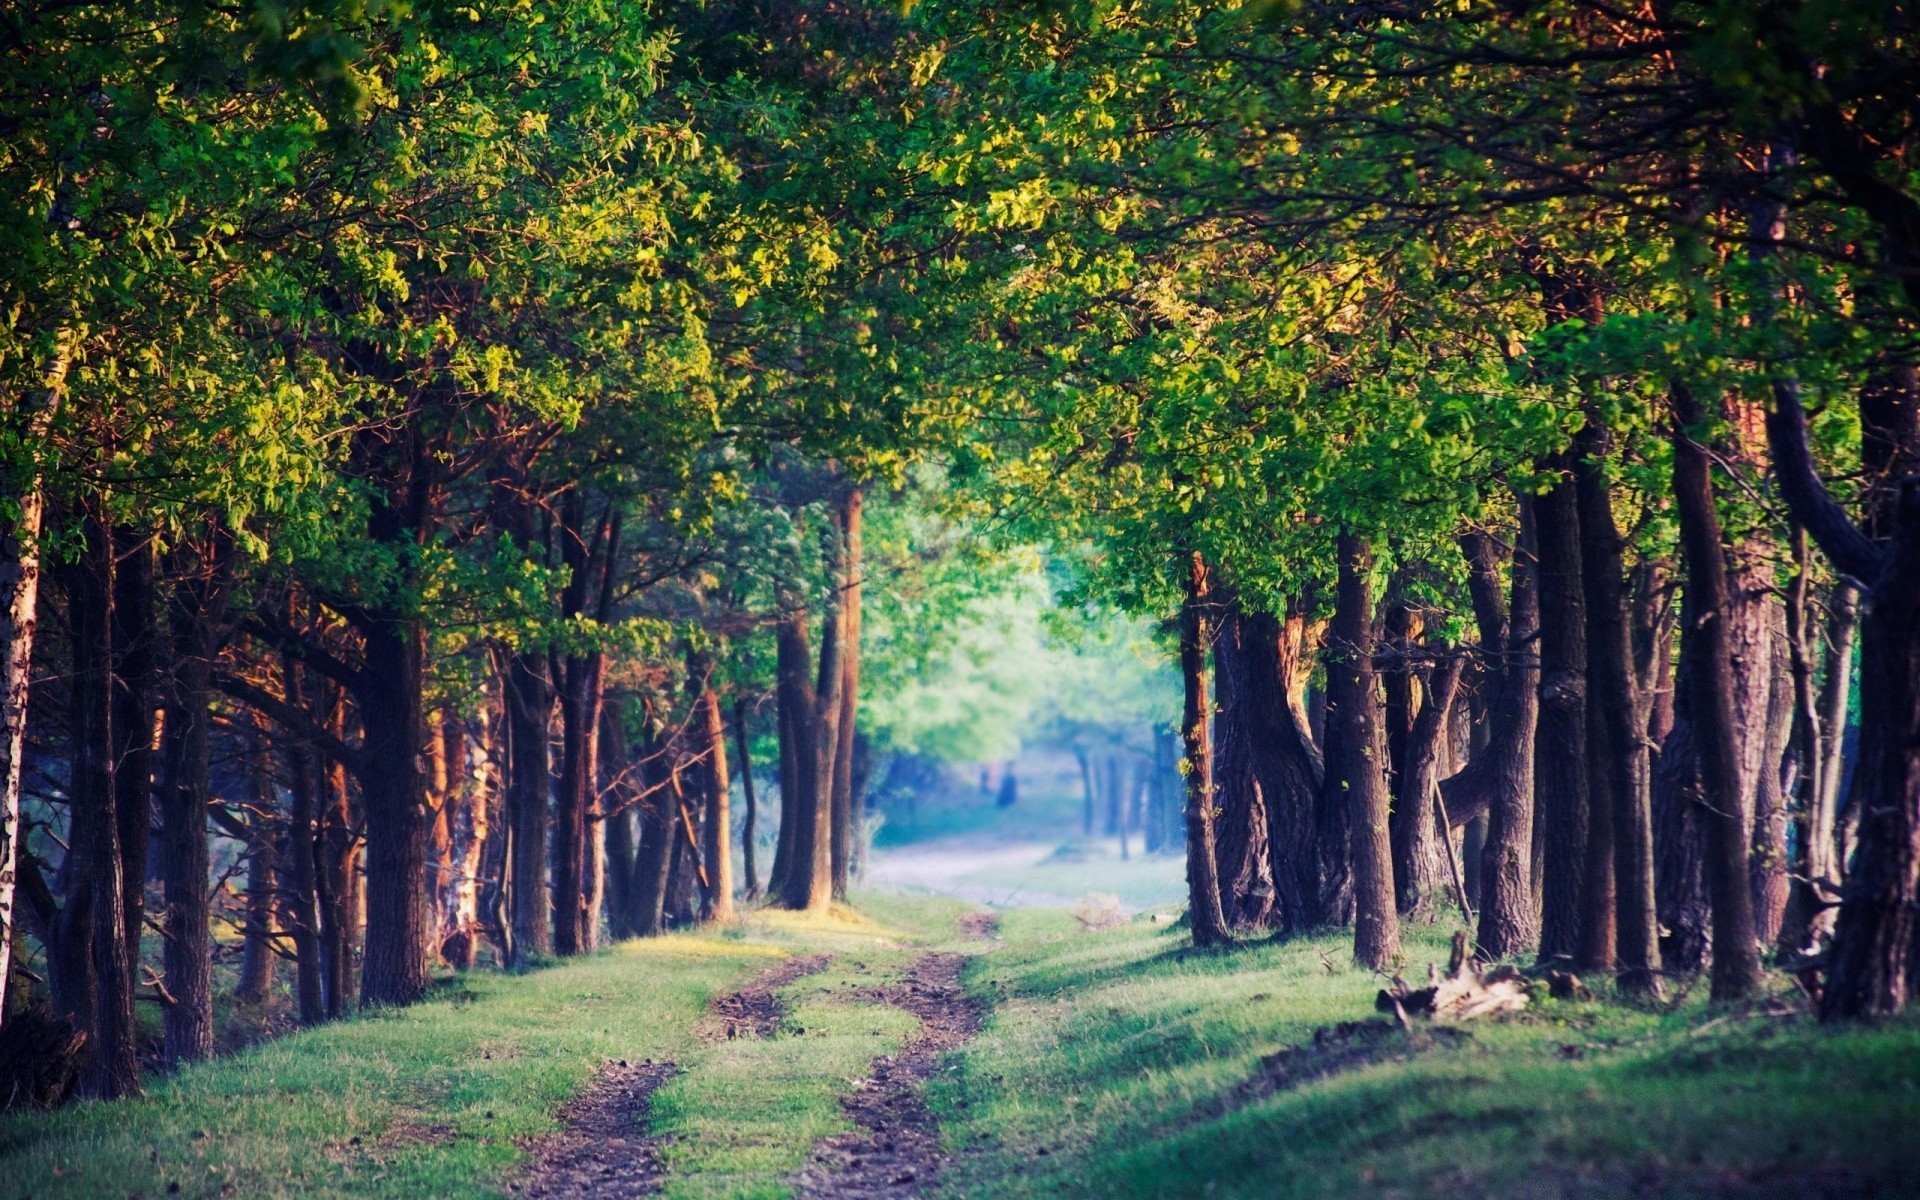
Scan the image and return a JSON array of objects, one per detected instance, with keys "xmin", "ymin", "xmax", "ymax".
[
  {"xmin": 514, "ymin": 1058, "xmax": 679, "ymax": 1199},
  {"xmin": 794, "ymin": 912, "xmax": 997, "ymax": 1199},
  {"xmin": 704, "ymin": 953, "xmax": 834, "ymax": 1040}
]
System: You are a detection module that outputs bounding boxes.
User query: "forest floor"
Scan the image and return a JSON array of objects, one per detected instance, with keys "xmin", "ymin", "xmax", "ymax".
[{"xmin": 5, "ymin": 896, "xmax": 1920, "ymax": 1200}]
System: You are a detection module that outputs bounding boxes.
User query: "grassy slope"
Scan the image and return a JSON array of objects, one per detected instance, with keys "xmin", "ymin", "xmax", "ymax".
[
  {"xmin": 11, "ymin": 897, "xmax": 1920, "ymax": 1200},
  {"xmin": 0, "ymin": 897, "xmax": 967, "ymax": 1200},
  {"xmin": 935, "ymin": 908, "xmax": 1920, "ymax": 1199}
]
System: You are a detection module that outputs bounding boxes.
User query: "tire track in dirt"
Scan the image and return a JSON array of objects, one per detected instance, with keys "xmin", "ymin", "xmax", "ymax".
[
  {"xmin": 703, "ymin": 954, "xmax": 834, "ymax": 1041},
  {"xmin": 794, "ymin": 913, "xmax": 997, "ymax": 1199},
  {"xmin": 513, "ymin": 1058, "xmax": 679, "ymax": 1199}
]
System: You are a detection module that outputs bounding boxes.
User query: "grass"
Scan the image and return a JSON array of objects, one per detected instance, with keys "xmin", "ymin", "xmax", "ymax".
[
  {"xmin": 0, "ymin": 896, "xmax": 967, "ymax": 1200},
  {"xmin": 932, "ymin": 908, "xmax": 1920, "ymax": 1199},
  {"xmin": 10, "ymin": 893, "xmax": 1919, "ymax": 1199}
]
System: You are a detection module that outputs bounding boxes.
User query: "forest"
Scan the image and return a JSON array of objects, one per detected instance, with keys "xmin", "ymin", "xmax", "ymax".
[{"xmin": 2, "ymin": 0, "xmax": 1919, "ymax": 1197}]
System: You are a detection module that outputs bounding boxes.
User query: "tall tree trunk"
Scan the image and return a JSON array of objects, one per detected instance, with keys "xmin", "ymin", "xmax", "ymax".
[
  {"xmin": 1212, "ymin": 606, "xmax": 1277, "ymax": 930},
  {"xmin": 1077, "ymin": 748, "xmax": 1097, "ymax": 837},
  {"xmin": 552, "ymin": 652, "xmax": 601, "ymax": 955},
  {"xmin": 830, "ymin": 489, "xmax": 862, "ymax": 901},
  {"xmin": 236, "ymin": 770, "xmax": 279, "ymax": 1003},
  {"xmin": 1671, "ymin": 384, "xmax": 1763, "ymax": 1001},
  {"xmin": 356, "ymin": 616, "xmax": 432, "ymax": 1008},
  {"xmin": 768, "ymin": 675, "xmax": 799, "ymax": 899},
  {"xmin": 733, "ymin": 698, "xmax": 761, "ymax": 899},
  {"xmin": 315, "ymin": 682, "xmax": 357, "ymax": 1018},
  {"xmin": 61, "ymin": 515, "xmax": 141, "ymax": 1096},
  {"xmin": 1393, "ymin": 653, "xmax": 1464, "ymax": 921},
  {"xmin": 109, "ymin": 530, "xmax": 156, "ymax": 1009},
  {"xmin": 693, "ymin": 660, "xmax": 735, "ymax": 922},
  {"xmin": 777, "ymin": 609, "xmax": 832, "ymax": 912},
  {"xmin": 1180, "ymin": 552, "xmax": 1231, "ymax": 948},
  {"xmin": 503, "ymin": 652, "xmax": 552, "ymax": 962},
  {"xmin": 629, "ymin": 727, "xmax": 675, "ymax": 937},
  {"xmin": 1459, "ymin": 520, "xmax": 1541, "ymax": 961},
  {"xmin": 1533, "ymin": 468, "xmax": 1589, "ymax": 962},
  {"xmin": 158, "ymin": 538, "xmax": 225, "ymax": 1062},
  {"xmin": 281, "ymin": 655, "xmax": 326, "ymax": 1025},
  {"xmin": 1327, "ymin": 535, "xmax": 1398, "ymax": 969},
  {"xmin": 0, "ymin": 336, "xmax": 69, "ymax": 1024},
  {"xmin": 1574, "ymin": 422, "xmax": 1661, "ymax": 995}
]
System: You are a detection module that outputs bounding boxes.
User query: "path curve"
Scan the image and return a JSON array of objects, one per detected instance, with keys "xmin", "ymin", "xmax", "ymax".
[{"xmin": 793, "ymin": 913, "xmax": 997, "ymax": 1199}]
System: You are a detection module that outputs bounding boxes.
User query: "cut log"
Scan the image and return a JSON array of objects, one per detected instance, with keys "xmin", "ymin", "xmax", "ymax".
[{"xmin": 1377, "ymin": 931, "xmax": 1530, "ymax": 1023}]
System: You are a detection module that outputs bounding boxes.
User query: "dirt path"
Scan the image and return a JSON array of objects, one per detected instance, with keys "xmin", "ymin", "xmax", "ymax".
[
  {"xmin": 703, "ymin": 954, "xmax": 833, "ymax": 1040},
  {"xmin": 514, "ymin": 1059, "xmax": 679, "ymax": 1199},
  {"xmin": 793, "ymin": 914, "xmax": 997, "ymax": 1199}
]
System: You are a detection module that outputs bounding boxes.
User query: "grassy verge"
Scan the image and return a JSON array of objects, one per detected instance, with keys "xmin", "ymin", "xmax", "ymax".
[
  {"xmin": 933, "ymin": 908, "xmax": 1920, "ymax": 1199},
  {"xmin": 0, "ymin": 896, "xmax": 970, "ymax": 1200}
]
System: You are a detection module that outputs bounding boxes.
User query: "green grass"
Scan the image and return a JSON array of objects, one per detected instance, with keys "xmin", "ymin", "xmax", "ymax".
[
  {"xmin": 11, "ymin": 895, "xmax": 1919, "ymax": 1200},
  {"xmin": 933, "ymin": 909, "xmax": 1920, "ymax": 1199},
  {"xmin": 0, "ymin": 897, "xmax": 969, "ymax": 1200}
]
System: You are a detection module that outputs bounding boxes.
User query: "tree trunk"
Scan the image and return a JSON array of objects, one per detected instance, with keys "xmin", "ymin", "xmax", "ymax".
[
  {"xmin": 503, "ymin": 652, "xmax": 552, "ymax": 962},
  {"xmin": 1671, "ymin": 384, "xmax": 1763, "ymax": 1001},
  {"xmin": 1460, "ymin": 520, "xmax": 1541, "ymax": 962},
  {"xmin": 1328, "ymin": 535, "xmax": 1399, "ymax": 969},
  {"xmin": 734, "ymin": 698, "xmax": 761, "ymax": 899},
  {"xmin": 1393, "ymin": 653, "xmax": 1464, "ymax": 921},
  {"xmin": 236, "ymin": 778, "xmax": 279, "ymax": 1003},
  {"xmin": 280, "ymin": 646, "xmax": 327, "ymax": 1024},
  {"xmin": 693, "ymin": 661, "xmax": 735, "ymax": 922},
  {"xmin": 109, "ymin": 530, "xmax": 156, "ymax": 1010},
  {"xmin": 629, "ymin": 727, "xmax": 675, "ymax": 937},
  {"xmin": 1533, "ymin": 468, "xmax": 1589, "ymax": 963},
  {"xmin": 1574, "ymin": 422, "xmax": 1661, "ymax": 995},
  {"xmin": 768, "ymin": 674, "xmax": 798, "ymax": 899},
  {"xmin": 1077, "ymin": 747, "xmax": 1096, "ymax": 837},
  {"xmin": 61, "ymin": 515, "xmax": 141, "ymax": 1096},
  {"xmin": 315, "ymin": 682, "xmax": 357, "ymax": 1018},
  {"xmin": 1180, "ymin": 552, "xmax": 1231, "ymax": 948},
  {"xmin": 356, "ymin": 616, "xmax": 432, "ymax": 1007},
  {"xmin": 777, "ymin": 607, "xmax": 834, "ymax": 912},
  {"xmin": 830, "ymin": 489, "xmax": 862, "ymax": 901},
  {"xmin": 1212, "ymin": 607, "xmax": 1277, "ymax": 931},
  {"xmin": 158, "ymin": 539, "xmax": 225, "ymax": 1062},
  {"xmin": 552, "ymin": 651, "xmax": 602, "ymax": 955}
]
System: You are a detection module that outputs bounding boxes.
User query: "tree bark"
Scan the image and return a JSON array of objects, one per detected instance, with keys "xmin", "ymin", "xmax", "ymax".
[
  {"xmin": 1533, "ymin": 467, "xmax": 1589, "ymax": 963},
  {"xmin": 1180, "ymin": 552, "xmax": 1231, "ymax": 948},
  {"xmin": 692, "ymin": 659, "xmax": 735, "ymax": 922},
  {"xmin": 830, "ymin": 489, "xmax": 862, "ymax": 901},
  {"xmin": 1211, "ymin": 605, "xmax": 1276, "ymax": 930},
  {"xmin": 1393, "ymin": 652, "xmax": 1464, "ymax": 921},
  {"xmin": 733, "ymin": 698, "xmax": 761, "ymax": 898},
  {"xmin": 60, "ymin": 515, "xmax": 141, "ymax": 1096},
  {"xmin": 503, "ymin": 651, "xmax": 552, "ymax": 962},
  {"xmin": 1328, "ymin": 535, "xmax": 1398, "ymax": 969},
  {"xmin": 158, "ymin": 538, "xmax": 226, "ymax": 1062},
  {"xmin": 108, "ymin": 530, "xmax": 156, "ymax": 1009},
  {"xmin": 356, "ymin": 614, "xmax": 432, "ymax": 1007},
  {"xmin": 1460, "ymin": 520, "xmax": 1541, "ymax": 961},
  {"xmin": 1671, "ymin": 383, "xmax": 1763, "ymax": 1001},
  {"xmin": 1574, "ymin": 422, "xmax": 1661, "ymax": 995}
]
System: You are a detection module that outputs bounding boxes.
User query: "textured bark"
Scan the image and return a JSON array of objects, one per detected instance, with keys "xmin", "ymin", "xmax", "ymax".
[
  {"xmin": 58, "ymin": 517, "xmax": 141, "ymax": 1097},
  {"xmin": 281, "ymin": 652, "xmax": 327, "ymax": 1026},
  {"xmin": 1180, "ymin": 552, "xmax": 1230, "ymax": 947},
  {"xmin": 551, "ymin": 649, "xmax": 602, "ymax": 955},
  {"xmin": 1534, "ymin": 468, "xmax": 1589, "ymax": 963},
  {"xmin": 1460, "ymin": 520, "xmax": 1541, "ymax": 962},
  {"xmin": 693, "ymin": 662, "xmax": 735, "ymax": 922},
  {"xmin": 1821, "ymin": 475, "xmax": 1920, "ymax": 1018},
  {"xmin": 1393, "ymin": 654, "xmax": 1464, "ymax": 921},
  {"xmin": 830, "ymin": 489, "xmax": 862, "ymax": 900},
  {"xmin": 1328, "ymin": 535, "xmax": 1398, "ymax": 969},
  {"xmin": 767, "ymin": 667, "xmax": 799, "ymax": 899},
  {"xmin": 108, "ymin": 531, "xmax": 156, "ymax": 1011},
  {"xmin": 1574, "ymin": 422, "xmax": 1660, "ymax": 994},
  {"xmin": 629, "ymin": 729, "xmax": 675, "ymax": 937},
  {"xmin": 1211, "ymin": 606, "xmax": 1276, "ymax": 931},
  {"xmin": 315, "ymin": 684, "xmax": 357, "ymax": 1019},
  {"xmin": 733, "ymin": 699, "xmax": 761, "ymax": 898},
  {"xmin": 235, "ymin": 769, "xmax": 279, "ymax": 1004},
  {"xmin": 503, "ymin": 651, "xmax": 553, "ymax": 962},
  {"xmin": 778, "ymin": 600, "xmax": 836, "ymax": 912},
  {"xmin": 0, "ymin": 339, "xmax": 68, "ymax": 1025},
  {"xmin": 158, "ymin": 540, "xmax": 226, "ymax": 1063},
  {"xmin": 356, "ymin": 614, "xmax": 432, "ymax": 1008},
  {"xmin": 1671, "ymin": 385, "xmax": 1763, "ymax": 1000}
]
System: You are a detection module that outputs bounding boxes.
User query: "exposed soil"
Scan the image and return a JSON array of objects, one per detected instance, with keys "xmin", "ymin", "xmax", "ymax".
[
  {"xmin": 512, "ymin": 1059, "xmax": 679, "ymax": 1199},
  {"xmin": 703, "ymin": 954, "xmax": 833, "ymax": 1041},
  {"xmin": 794, "ymin": 914, "xmax": 996, "ymax": 1198},
  {"xmin": 1194, "ymin": 1019, "xmax": 1469, "ymax": 1123}
]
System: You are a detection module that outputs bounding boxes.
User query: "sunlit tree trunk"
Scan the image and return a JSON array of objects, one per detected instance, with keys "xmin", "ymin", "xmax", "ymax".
[
  {"xmin": 1328, "ymin": 535, "xmax": 1398, "ymax": 969},
  {"xmin": 1180, "ymin": 552, "xmax": 1230, "ymax": 948}
]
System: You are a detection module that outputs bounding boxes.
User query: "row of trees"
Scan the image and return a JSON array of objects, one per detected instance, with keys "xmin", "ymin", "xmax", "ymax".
[
  {"xmin": 928, "ymin": 0, "xmax": 1918, "ymax": 1021},
  {"xmin": 4, "ymin": 0, "xmax": 1918, "ymax": 1105}
]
